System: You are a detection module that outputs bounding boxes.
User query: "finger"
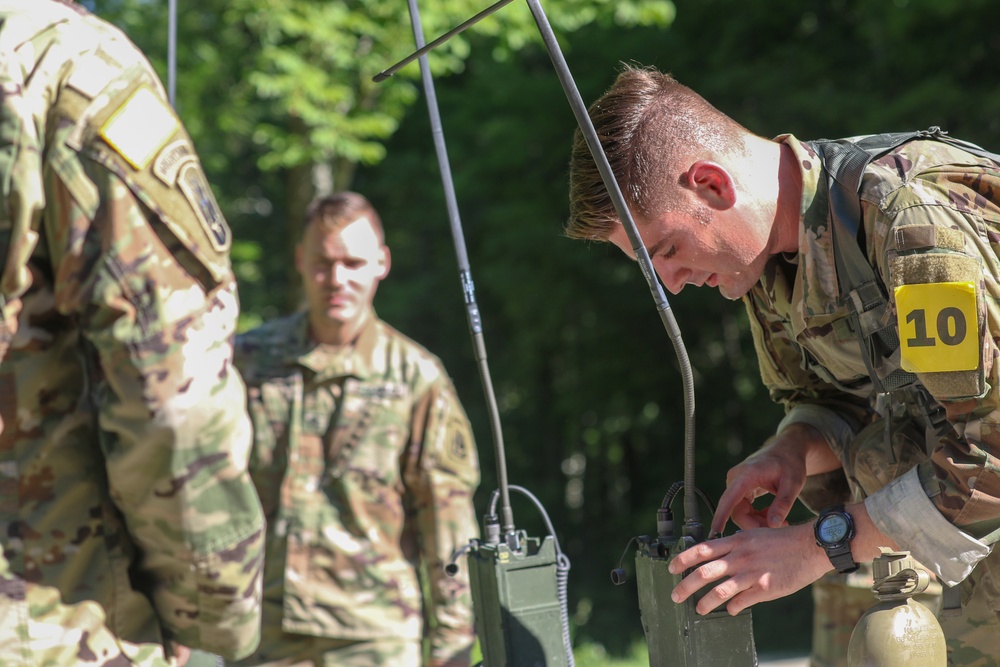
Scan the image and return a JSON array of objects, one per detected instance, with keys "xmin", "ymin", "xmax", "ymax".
[
  {"xmin": 767, "ymin": 472, "xmax": 804, "ymax": 528},
  {"xmin": 670, "ymin": 557, "xmax": 735, "ymax": 612},
  {"xmin": 730, "ymin": 503, "xmax": 769, "ymax": 530},
  {"xmin": 724, "ymin": 577, "xmax": 775, "ymax": 616},
  {"xmin": 668, "ymin": 542, "xmax": 730, "ymax": 601},
  {"xmin": 667, "ymin": 539, "xmax": 724, "ymax": 577},
  {"xmin": 711, "ymin": 481, "xmax": 759, "ymax": 535},
  {"xmin": 710, "ymin": 496, "xmax": 740, "ymax": 536},
  {"xmin": 695, "ymin": 572, "xmax": 745, "ymax": 616}
]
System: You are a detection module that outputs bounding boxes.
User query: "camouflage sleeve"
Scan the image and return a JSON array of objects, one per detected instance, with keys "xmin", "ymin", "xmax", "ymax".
[
  {"xmin": 406, "ymin": 374, "xmax": 480, "ymax": 666},
  {"xmin": 42, "ymin": 72, "xmax": 265, "ymax": 657},
  {"xmin": 863, "ymin": 187, "xmax": 1000, "ymax": 574}
]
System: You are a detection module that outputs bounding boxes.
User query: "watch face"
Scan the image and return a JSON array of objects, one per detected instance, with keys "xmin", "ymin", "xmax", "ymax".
[{"xmin": 818, "ymin": 514, "xmax": 849, "ymax": 544}]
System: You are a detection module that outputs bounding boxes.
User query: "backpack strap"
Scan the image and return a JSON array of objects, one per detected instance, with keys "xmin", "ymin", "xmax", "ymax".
[{"xmin": 807, "ymin": 126, "xmax": 1000, "ymax": 394}]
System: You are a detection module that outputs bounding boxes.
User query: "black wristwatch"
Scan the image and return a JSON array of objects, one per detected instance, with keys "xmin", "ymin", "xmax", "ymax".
[{"xmin": 814, "ymin": 506, "xmax": 859, "ymax": 574}]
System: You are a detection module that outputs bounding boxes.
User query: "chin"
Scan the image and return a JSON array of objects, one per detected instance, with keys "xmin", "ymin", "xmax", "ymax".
[
  {"xmin": 323, "ymin": 307, "xmax": 351, "ymax": 323},
  {"xmin": 719, "ymin": 283, "xmax": 751, "ymax": 301}
]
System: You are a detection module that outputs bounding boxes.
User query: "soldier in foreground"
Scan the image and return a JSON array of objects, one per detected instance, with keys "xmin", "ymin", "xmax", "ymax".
[
  {"xmin": 0, "ymin": 0, "xmax": 266, "ymax": 665},
  {"xmin": 232, "ymin": 192, "xmax": 480, "ymax": 667},
  {"xmin": 566, "ymin": 65, "xmax": 1000, "ymax": 664}
]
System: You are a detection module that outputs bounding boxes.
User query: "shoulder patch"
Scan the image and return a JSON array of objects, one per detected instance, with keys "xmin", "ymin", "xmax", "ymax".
[
  {"xmin": 152, "ymin": 139, "xmax": 195, "ymax": 186},
  {"xmin": 440, "ymin": 414, "xmax": 476, "ymax": 479},
  {"xmin": 99, "ymin": 85, "xmax": 178, "ymax": 170},
  {"xmin": 176, "ymin": 162, "xmax": 230, "ymax": 251}
]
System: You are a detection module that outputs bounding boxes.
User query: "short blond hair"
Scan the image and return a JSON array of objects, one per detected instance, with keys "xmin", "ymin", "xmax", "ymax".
[
  {"xmin": 304, "ymin": 191, "xmax": 384, "ymax": 242},
  {"xmin": 566, "ymin": 65, "xmax": 748, "ymax": 241}
]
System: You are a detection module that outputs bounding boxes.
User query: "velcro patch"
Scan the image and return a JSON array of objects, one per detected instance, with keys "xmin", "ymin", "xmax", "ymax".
[
  {"xmin": 892, "ymin": 224, "xmax": 966, "ymax": 253},
  {"xmin": 66, "ymin": 51, "xmax": 118, "ymax": 99},
  {"xmin": 895, "ymin": 281, "xmax": 978, "ymax": 372},
  {"xmin": 99, "ymin": 85, "xmax": 178, "ymax": 170}
]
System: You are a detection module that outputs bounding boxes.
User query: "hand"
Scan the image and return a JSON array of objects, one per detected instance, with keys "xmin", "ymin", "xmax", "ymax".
[
  {"xmin": 668, "ymin": 522, "xmax": 831, "ymax": 616},
  {"xmin": 171, "ymin": 643, "xmax": 191, "ymax": 667},
  {"xmin": 711, "ymin": 423, "xmax": 837, "ymax": 536}
]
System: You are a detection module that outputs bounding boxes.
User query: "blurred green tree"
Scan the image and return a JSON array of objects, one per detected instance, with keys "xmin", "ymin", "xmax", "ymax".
[{"xmin": 87, "ymin": 0, "xmax": 1000, "ymax": 659}]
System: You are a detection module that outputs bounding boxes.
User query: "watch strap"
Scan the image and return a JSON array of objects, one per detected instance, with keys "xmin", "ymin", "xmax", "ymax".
[{"xmin": 826, "ymin": 543, "xmax": 859, "ymax": 574}]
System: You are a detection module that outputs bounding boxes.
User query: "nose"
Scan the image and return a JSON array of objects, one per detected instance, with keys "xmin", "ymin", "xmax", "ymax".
[
  {"xmin": 329, "ymin": 262, "xmax": 350, "ymax": 287},
  {"xmin": 653, "ymin": 259, "xmax": 689, "ymax": 295}
]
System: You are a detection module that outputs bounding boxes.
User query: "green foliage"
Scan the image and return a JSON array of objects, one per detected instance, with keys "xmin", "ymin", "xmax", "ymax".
[{"xmin": 90, "ymin": 0, "xmax": 1000, "ymax": 659}]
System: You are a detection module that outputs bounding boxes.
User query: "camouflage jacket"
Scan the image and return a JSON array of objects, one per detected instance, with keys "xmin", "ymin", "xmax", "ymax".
[
  {"xmin": 744, "ymin": 134, "xmax": 1000, "ymax": 584},
  {"xmin": 234, "ymin": 312, "xmax": 479, "ymax": 664},
  {"xmin": 0, "ymin": 1, "xmax": 265, "ymax": 664}
]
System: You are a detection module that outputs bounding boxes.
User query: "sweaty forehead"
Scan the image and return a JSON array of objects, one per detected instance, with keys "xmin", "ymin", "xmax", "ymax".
[
  {"xmin": 306, "ymin": 216, "xmax": 383, "ymax": 257},
  {"xmin": 609, "ymin": 220, "xmax": 669, "ymax": 262}
]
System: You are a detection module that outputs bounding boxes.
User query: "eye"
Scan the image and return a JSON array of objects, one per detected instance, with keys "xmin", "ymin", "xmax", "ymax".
[{"xmin": 662, "ymin": 246, "xmax": 677, "ymax": 260}]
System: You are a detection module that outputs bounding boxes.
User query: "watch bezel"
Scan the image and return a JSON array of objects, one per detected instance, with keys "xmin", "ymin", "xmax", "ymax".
[
  {"xmin": 815, "ymin": 512, "xmax": 852, "ymax": 548},
  {"xmin": 814, "ymin": 506, "xmax": 859, "ymax": 574}
]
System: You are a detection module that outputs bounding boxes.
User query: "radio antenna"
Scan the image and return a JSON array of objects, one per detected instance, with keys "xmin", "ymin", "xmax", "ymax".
[
  {"xmin": 376, "ymin": 0, "xmax": 698, "ymax": 530},
  {"xmin": 402, "ymin": 0, "xmax": 515, "ymax": 537}
]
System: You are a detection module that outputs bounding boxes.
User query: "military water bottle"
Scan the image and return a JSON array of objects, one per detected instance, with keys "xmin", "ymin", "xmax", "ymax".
[{"xmin": 847, "ymin": 549, "xmax": 946, "ymax": 666}]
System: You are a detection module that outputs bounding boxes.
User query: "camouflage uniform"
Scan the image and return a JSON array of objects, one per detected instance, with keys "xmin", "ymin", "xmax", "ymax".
[
  {"xmin": 0, "ymin": 1, "xmax": 266, "ymax": 665},
  {"xmin": 232, "ymin": 312, "xmax": 480, "ymax": 667},
  {"xmin": 745, "ymin": 135, "xmax": 1000, "ymax": 665}
]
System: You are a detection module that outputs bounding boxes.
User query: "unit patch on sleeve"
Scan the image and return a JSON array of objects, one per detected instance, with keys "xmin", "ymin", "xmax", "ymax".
[
  {"xmin": 98, "ymin": 84, "xmax": 178, "ymax": 170},
  {"xmin": 152, "ymin": 139, "xmax": 194, "ymax": 186},
  {"xmin": 440, "ymin": 415, "xmax": 476, "ymax": 478},
  {"xmin": 894, "ymin": 281, "xmax": 978, "ymax": 373},
  {"xmin": 177, "ymin": 162, "xmax": 231, "ymax": 251}
]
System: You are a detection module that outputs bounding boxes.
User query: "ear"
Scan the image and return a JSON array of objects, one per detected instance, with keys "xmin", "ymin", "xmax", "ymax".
[
  {"xmin": 684, "ymin": 161, "xmax": 737, "ymax": 211},
  {"xmin": 294, "ymin": 243, "xmax": 304, "ymax": 273},
  {"xmin": 377, "ymin": 245, "xmax": 391, "ymax": 280}
]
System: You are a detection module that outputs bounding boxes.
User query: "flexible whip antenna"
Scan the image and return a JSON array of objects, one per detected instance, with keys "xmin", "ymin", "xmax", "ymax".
[
  {"xmin": 377, "ymin": 0, "xmax": 699, "ymax": 529},
  {"xmin": 403, "ymin": 0, "xmax": 516, "ymax": 536},
  {"xmin": 167, "ymin": 0, "xmax": 177, "ymax": 107}
]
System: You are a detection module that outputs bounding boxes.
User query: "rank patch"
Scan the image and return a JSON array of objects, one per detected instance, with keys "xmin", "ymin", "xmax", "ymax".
[{"xmin": 99, "ymin": 85, "xmax": 178, "ymax": 170}]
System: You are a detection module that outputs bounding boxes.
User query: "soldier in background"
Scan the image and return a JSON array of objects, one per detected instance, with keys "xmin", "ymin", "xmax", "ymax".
[
  {"xmin": 232, "ymin": 192, "xmax": 480, "ymax": 667},
  {"xmin": 0, "ymin": 0, "xmax": 266, "ymax": 665}
]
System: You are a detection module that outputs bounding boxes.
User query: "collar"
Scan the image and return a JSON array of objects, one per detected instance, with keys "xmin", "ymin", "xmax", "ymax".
[
  {"xmin": 289, "ymin": 311, "xmax": 381, "ymax": 383},
  {"xmin": 767, "ymin": 134, "xmax": 848, "ymax": 322},
  {"xmin": 775, "ymin": 133, "xmax": 826, "ymax": 236}
]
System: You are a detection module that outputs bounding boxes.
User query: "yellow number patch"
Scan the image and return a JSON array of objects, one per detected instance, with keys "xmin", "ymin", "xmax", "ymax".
[{"xmin": 894, "ymin": 281, "xmax": 978, "ymax": 373}]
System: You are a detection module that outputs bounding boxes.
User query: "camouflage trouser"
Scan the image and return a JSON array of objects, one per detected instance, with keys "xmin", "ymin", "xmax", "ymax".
[
  {"xmin": 939, "ymin": 546, "xmax": 1000, "ymax": 667},
  {"xmin": 802, "ymin": 417, "xmax": 1000, "ymax": 667},
  {"xmin": 227, "ymin": 629, "xmax": 422, "ymax": 667}
]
